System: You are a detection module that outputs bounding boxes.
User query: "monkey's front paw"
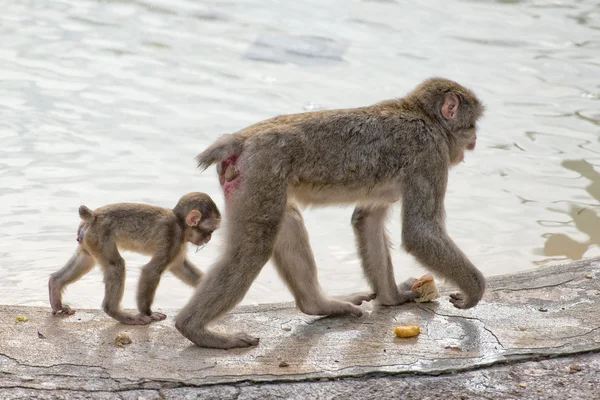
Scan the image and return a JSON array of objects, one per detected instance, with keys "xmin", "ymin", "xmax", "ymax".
[
  {"xmin": 399, "ymin": 290, "xmax": 420, "ymax": 303},
  {"xmin": 378, "ymin": 289, "xmax": 418, "ymax": 306},
  {"xmin": 449, "ymin": 292, "xmax": 478, "ymax": 309},
  {"xmin": 52, "ymin": 305, "xmax": 75, "ymax": 316},
  {"xmin": 149, "ymin": 312, "xmax": 167, "ymax": 321}
]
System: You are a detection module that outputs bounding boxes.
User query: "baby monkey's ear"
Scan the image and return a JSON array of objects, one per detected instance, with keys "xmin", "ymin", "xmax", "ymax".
[
  {"xmin": 186, "ymin": 210, "xmax": 202, "ymax": 227},
  {"xmin": 441, "ymin": 93, "xmax": 460, "ymax": 120}
]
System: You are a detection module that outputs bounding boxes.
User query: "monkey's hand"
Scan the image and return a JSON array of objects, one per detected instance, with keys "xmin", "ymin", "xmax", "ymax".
[
  {"xmin": 449, "ymin": 270, "xmax": 485, "ymax": 309},
  {"xmin": 373, "ymin": 278, "xmax": 420, "ymax": 306},
  {"xmin": 449, "ymin": 292, "xmax": 479, "ymax": 309},
  {"xmin": 377, "ymin": 288, "xmax": 419, "ymax": 306}
]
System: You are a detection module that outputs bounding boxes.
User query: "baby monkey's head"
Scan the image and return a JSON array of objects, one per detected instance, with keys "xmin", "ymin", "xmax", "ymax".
[{"xmin": 173, "ymin": 192, "xmax": 221, "ymax": 246}]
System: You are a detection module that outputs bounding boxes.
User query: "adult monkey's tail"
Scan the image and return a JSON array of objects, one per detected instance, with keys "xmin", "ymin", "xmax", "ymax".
[
  {"xmin": 78, "ymin": 205, "xmax": 95, "ymax": 221},
  {"xmin": 196, "ymin": 134, "xmax": 245, "ymax": 171}
]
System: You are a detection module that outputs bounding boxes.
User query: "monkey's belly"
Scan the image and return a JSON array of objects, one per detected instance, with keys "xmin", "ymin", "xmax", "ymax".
[
  {"xmin": 116, "ymin": 239, "xmax": 155, "ymax": 256},
  {"xmin": 289, "ymin": 182, "xmax": 401, "ymax": 206}
]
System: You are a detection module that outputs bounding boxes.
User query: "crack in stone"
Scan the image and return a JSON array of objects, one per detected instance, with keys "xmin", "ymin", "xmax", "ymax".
[
  {"xmin": 416, "ymin": 306, "xmax": 504, "ymax": 349},
  {"xmin": 0, "ymin": 354, "xmax": 111, "ymax": 378},
  {"xmin": 557, "ymin": 325, "xmax": 600, "ymax": 340},
  {"xmin": 482, "ymin": 325, "xmax": 505, "ymax": 349},
  {"xmin": 332, "ymin": 360, "xmax": 420, "ymax": 374},
  {"xmin": 491, "ymin": 277, "xmax": 576, "ymax": 292}
]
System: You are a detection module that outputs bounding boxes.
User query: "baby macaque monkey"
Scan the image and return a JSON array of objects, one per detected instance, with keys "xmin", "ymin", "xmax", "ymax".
[{"xmin": 49, "ymin": 192, "xmax": 221, "ymax": 325}]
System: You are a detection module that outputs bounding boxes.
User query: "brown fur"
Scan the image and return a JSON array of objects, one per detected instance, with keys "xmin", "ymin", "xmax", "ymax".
[
  {"xmin": 176, "ymin": 77, "xmax": 486, "ymax": 348},
  {"xmin": 49, "ymin": 192, "xmax": 221, "ymax": 325}
]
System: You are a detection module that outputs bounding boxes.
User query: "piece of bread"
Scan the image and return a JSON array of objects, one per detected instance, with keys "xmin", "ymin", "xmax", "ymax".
[
  {"xmin": 394, "ymin": 325, "xmax": 421, "ymax": 338},
  {"xmin": 411, "ymin": 274, "xmax": 440, "ymax": 303}
]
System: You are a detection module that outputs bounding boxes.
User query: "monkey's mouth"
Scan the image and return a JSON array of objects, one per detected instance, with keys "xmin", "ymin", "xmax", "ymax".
[
  {"xmin": 192, "ymin": 237, "xmax": 211, "ymax": 247},
  {"xmin": 466, "ymin": 139, "xmax": 476, "ymax": 151}
]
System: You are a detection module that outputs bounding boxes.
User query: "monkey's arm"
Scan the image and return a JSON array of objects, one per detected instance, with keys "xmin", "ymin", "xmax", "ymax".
[
  {"xmin": 400, "ymin": 172, "xmax": 485, "ymax": 309},
  {"xmin": 170, "ymin": 258, "xmax": 204, "ymax": 287}
]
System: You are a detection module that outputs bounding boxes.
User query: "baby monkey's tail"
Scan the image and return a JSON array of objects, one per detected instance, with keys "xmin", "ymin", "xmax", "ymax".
[
  {"xmin": 196, "ymin": 134, "xmax": 244, "ymax": 171},
  {"xmin": 78, "ymin": 205, "xmax": 95, "ymax": 222}
]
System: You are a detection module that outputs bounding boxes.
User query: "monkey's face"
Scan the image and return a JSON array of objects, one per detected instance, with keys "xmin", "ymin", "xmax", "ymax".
[
  {"xmin": 184, "ymin": 210, "xmax": 221, "ymax": 246},
  {"xmin": 464, "ymin": 127, "xmax": 477, "ymax": 151},
  {"xmin": 449, "ymin": 127, "xmax": 477, "ymax": 166},
  {"xmin": 186, "ymin": 226, "xmax": 216, "ymax": 246}
]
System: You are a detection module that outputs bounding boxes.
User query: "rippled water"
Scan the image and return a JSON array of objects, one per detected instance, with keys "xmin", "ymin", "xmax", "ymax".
[{"xmin": 1, "ymin": 0, "xmax": 599, "ymax": 310}]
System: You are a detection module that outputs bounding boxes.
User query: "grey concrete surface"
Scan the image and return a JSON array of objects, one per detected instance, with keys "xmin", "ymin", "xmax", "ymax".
[
  {"xmin": 1, "ymin": 258, "xmax": 599, "ymax": 399},
  {"xmin": 3, "ymin": 352, "xmax": 597, "ymax": 399}
]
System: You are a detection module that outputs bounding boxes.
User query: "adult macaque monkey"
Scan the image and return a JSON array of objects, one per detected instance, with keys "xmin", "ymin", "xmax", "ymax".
[
  {"xmin": 49, "ymin": 192, "xmax": 221, "ymax": 325},
  {"xmin": 176, "ymin": 77, "xmax": 486, "ymax": 349}
]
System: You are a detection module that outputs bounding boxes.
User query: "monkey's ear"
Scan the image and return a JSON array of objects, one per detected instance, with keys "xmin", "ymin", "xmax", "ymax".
[
  {"xmin": 186, "ymin": 210, "xmax": 203, "ymax": 227},
  {"xmin": 441, "ymin": 93, "xmax": 460, "ymax": 120}
]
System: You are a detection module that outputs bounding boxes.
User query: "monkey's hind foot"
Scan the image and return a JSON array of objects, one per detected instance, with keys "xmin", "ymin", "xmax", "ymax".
[
  {"xmin": 338, "ymin": 292, "xmax": 376, "ymax": 306},
  {"xmin": 300, "ymin": 298, "xmax": 365, "ymax": 318},
  {"xmin": 52, "ymin": 305, "xmax": 76, "ymax": 316},
  {"xmin": 449, "ymin": 292, "xmax": 479, "ymax": 309},
  {"xmin": 177, "ymin": 323, "xmax": 260, "ymax": 349},
  {"xmin": 148, "ymin": 312, "xmax": 167, "ymax": 321},
  {"xmin": 111, "ymin": 312, "xmax": 153, "ymax": 325}
]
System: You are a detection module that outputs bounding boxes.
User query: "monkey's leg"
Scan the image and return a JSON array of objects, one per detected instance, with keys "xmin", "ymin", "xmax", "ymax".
[
  {"xmin": 351, "ymin": 205, "xmax": 418, "ymax": 306},
  {"xmin": 402, "ymin": 174, "xmax": 486, "ymax": 309},
  {"xmin": 176, "ymin": 170, "xmax": 287, "ymax": 349},
  {"xmin": 94, "ymin": 244, "xmax": 152, "ymax": 325},
  {"xmin": 272, "ymin": 204, "xmax": 370, "ymax": 317},
  {"xmin": 49, "ymin": 248, "xmax": 96, "ymax": 315},
  {"xmin": 170, "ymin": 258, "xmax": 204, "ymax": 287},
  {"xmin": 136, "ymin": 255, "xmax": 173, "ymax": 322},
  {"xmin": 175, "ymin": 234, "xmax": 277, "ymax": 348}
]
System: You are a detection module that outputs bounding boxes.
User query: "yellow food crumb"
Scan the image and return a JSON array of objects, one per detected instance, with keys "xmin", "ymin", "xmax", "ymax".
[
  {"xmin": 15, "ymin": 316, "xmax": 28, "ymax": 323},
  {"xmin": 537, "ymin": 388, "xmax": 542, "ymax": 393},
  {"xmin": 519, "ymin": 383, "xmax": 526, "ymax": 389},
  {"xmin": 114, "ymin": 333, "xmax": 132, "ymax": 348},
  {"xmin": 394, "ymin": 325, "xmax": 420, "ymax": 338}
]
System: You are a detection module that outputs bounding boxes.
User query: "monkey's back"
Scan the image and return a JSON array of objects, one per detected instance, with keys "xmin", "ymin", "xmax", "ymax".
[
  {"xmin": 82, "ymin": 204, "xmax": 182, "ymax": 255},
  {"xmin": 235, "ymin": 103, "xmax": 444, "ymax": 204}
]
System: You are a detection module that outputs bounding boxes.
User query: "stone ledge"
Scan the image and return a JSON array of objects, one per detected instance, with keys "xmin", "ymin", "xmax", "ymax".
[{"xmin": 1, "ymin": 258, "xmax": 599, "ymax": 396}]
